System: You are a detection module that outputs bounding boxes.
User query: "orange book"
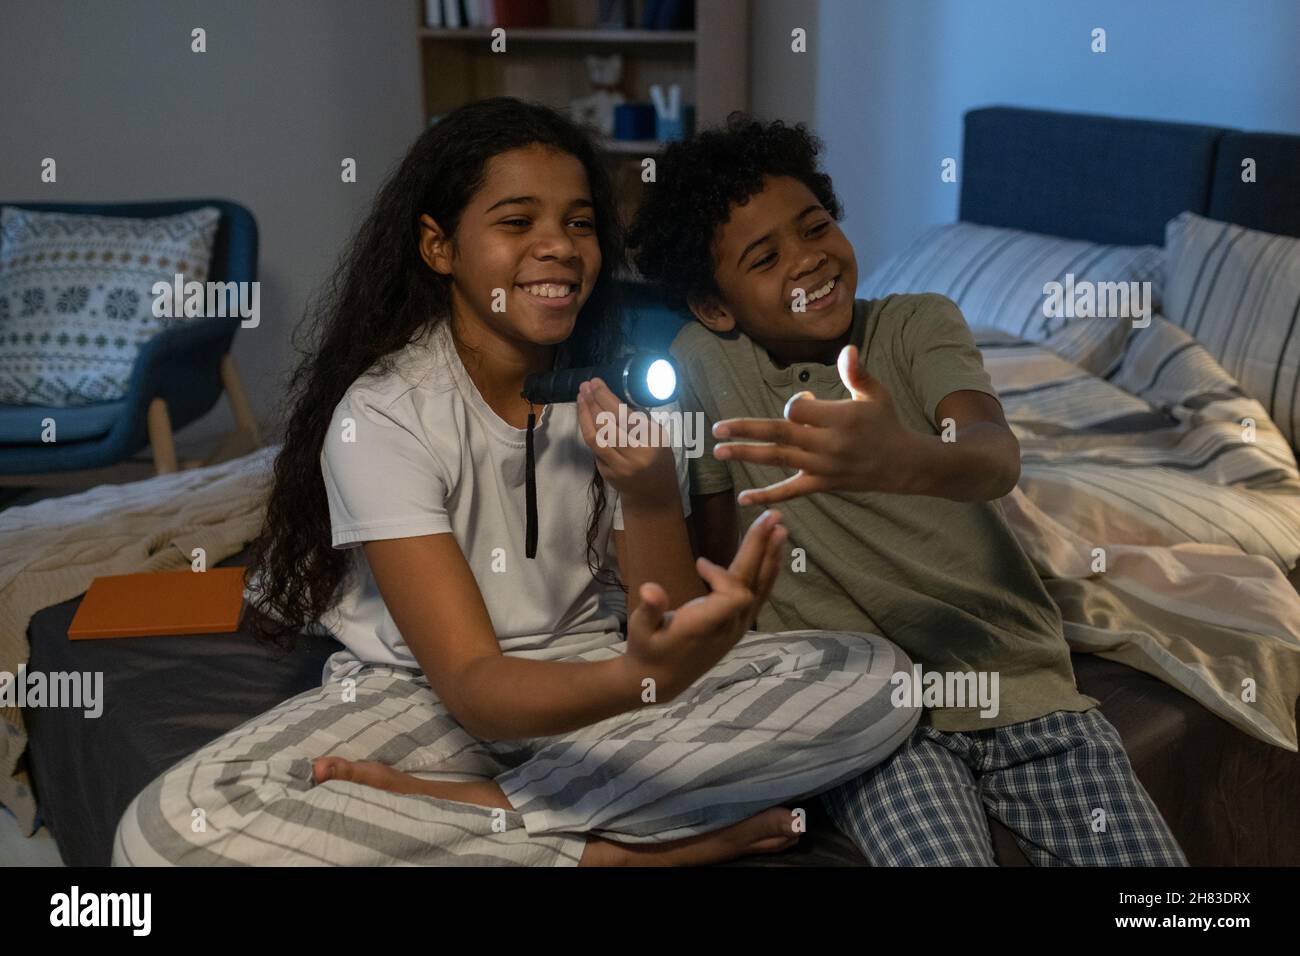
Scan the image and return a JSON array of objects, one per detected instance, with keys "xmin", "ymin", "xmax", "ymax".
[{"xmin": 67, "ymin": 567, "xmax": 248, "ymax": 640}]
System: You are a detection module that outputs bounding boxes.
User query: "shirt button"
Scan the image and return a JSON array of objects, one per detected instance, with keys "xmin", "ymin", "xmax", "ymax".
[{"xmin": 798, "ymin": 370, "xmax": 810, "ymax": 382}]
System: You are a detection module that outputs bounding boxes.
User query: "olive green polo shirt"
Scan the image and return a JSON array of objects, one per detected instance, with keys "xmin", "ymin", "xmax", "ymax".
[{"xmin": 670, "ymin": 293, "xmax": 1098, "ymax": 731}]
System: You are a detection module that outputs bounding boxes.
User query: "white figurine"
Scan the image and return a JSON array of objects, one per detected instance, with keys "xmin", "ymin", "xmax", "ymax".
[{"xmin": 570, "ymin": 54, "xmax": 626, "ymax": 136}]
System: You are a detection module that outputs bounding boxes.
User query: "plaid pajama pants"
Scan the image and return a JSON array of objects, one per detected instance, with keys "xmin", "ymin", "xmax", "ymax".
[
  {"xmin": 821, "ymin": 706, "xmax": 1188, "ymax": 866},
  {"xmin": 112, "ymin": 629, "xmax": 921, "ymax": 866}
]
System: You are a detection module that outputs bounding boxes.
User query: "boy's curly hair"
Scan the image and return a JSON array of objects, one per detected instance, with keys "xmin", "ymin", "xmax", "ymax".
[{"xmin": 627, "ymin": 113, "xmax": 843, "ymax": 311}]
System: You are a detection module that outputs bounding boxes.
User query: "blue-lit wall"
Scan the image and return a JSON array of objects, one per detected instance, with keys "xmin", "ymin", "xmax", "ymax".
[{"xmin": 753, "ymin": 0, "xmax": 1300, "ymax": 275}]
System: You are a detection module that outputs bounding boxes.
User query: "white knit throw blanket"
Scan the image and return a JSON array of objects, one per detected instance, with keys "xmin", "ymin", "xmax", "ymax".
[{"xmin": 0, "ymin": 445, "xmax": 277, "ymax": 836}]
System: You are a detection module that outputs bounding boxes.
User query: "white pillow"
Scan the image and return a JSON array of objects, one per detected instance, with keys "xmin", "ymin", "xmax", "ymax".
[
  {"xmin": 0, "ymin": 205, "xmax": 221, "ymax": 406},
  {"xmin": 858, "ymin": 221, "xmax": 1163, "ymax": 344},
  {"xmin": 1163, "ymin": 211, "xmax": 1300, "ymax": 446}
]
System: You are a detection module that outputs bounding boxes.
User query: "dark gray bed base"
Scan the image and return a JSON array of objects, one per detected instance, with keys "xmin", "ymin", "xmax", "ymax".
[{"xmin": 26, "ymin": 548, "xmax": 1300, "ymax": 867}]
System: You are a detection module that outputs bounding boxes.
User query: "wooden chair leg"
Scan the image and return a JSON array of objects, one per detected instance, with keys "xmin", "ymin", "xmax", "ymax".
[
  {"xmin": 147, "ymin": 397, "xmax": 179, "ymax": 475},
  {"xmin": 200, "ymin": 354, "xmax": 264, "ymax": 467},
  {"xmin": 220, "ymin": 353, "xmax": 262, "ymax": 445}
]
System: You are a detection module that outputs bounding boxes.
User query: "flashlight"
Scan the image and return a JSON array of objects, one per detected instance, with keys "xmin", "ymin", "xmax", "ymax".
[{"xmin": 522, "ymin": 353, "xmax": 678, "ymax": 408}]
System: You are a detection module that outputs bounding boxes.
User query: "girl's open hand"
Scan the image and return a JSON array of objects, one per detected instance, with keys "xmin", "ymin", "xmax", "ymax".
[
  {"xmin": 576, "ymin": 376, "xmax": 678, "ymax": 508},
  {"xmin": 712, "ymin": 344, "xmax": 918, "ymax": 506},
  {"xmin": 622, "ymin": 509, "xmax": 787, "ymax": 702}
]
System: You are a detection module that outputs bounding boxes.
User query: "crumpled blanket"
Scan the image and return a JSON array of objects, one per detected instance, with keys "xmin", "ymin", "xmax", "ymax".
[
  {"xmin": 0, "ymin": 445, "xmax": 276, "ymax": 835},
  {"xmin": 980, "ymin": 317, "xmax": 1300, "ymax": 751}
]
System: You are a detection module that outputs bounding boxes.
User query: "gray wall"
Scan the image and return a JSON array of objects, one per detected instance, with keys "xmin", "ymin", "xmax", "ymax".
[
  {"xmin": 749, "ymin": 0, "xmax": 1300, "ymax": 283},
  {"xmin": 748, "ymin": 0, "xmax": 817, "ymax": 126},
  {"xmin": 11, "ymin": 0, "xmax": 1296, "ymax": 451},
  {"xmin": 0, "ymin": 0, "xmax": 423, "ymax": 446}
]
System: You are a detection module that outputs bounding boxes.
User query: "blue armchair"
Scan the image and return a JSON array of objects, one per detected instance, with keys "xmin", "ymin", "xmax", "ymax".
[{"xmin": 0, "ymin": 199, "xmax": 262, "ymax": 486}]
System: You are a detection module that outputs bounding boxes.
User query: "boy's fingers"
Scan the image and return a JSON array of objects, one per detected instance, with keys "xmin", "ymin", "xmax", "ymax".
[
  {"xmin": 720, "ymin": 419, "xmax": 838, "ymax": 456},
  {"xmin": 714, "ymin": 441, "xmax": 830, "ymax": 475},
  {"xmin": 838, "ymin": 344, "xmax": 880, "ymax": 401},
  {"xmin": 737, "ymin": 472, "xmax": 826, "ymax": 507},
  {"xmin": 784, "ymin": 392, "xmax": 855, "ymax": 428},
  {"xmin": 713, "ymin": 417, "xmax": 831, "ymax": 450}
]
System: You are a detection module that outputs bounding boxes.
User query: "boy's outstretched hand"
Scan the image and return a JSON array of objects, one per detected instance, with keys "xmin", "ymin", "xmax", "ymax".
[
  {"xmin": 622, "ymin": 509, "xmax": 786, "ymax": 702},
  {"xmin": 712, "ymin": 344, "xmax": 917, "ymax": 506}
]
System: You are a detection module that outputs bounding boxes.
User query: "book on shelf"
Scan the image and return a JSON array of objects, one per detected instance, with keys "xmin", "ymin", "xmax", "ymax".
[
  {"xmin": 592, "ymin": 0, "xmax": 621, "ymax": 29},
  {"xmin": 429, "ymin": 0, "xmax": 499, "ymax": 28},
  {"xmin": 463, "ymin": 0, "xmax": 492, "ymax": 27},
  {"xmin": 641, "ymin": 0, "xmax": 694, "ymax": 29},
  {"xmin": 493, "ymin": 0, "xmax": 549, "ymax": 27}
]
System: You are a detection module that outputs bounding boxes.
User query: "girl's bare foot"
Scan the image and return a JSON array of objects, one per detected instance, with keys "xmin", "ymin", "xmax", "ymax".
[
  {"xmin": 579, "ymin": 807, "xmax": 800, "ymax": 867},
  {"xmin": 313, "ymin": 756, "xmax": 800, "ymax": 867},
  {"xmin": 311, "ymin": 756, "xmax": 513, "ymax": 809}
]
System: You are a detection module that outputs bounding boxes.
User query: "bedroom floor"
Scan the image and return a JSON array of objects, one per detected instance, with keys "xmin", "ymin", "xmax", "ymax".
[{"xmin": 0, "ymin": 809, "xmax": 64, "ymax": 866}]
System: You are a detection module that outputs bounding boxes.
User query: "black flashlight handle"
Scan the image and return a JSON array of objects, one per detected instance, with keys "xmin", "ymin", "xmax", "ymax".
[{"xmin": 522, "ymin": 360, "xmax": 631, "ymax": 406}]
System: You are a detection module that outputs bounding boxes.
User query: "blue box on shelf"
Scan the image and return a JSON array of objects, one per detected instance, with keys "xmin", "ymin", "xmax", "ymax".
[
  {"xmin": 655, "ymin": 105, "xmax": 695, "ymax": 143},
  {"xmin": 613, "ymin": 103, "xmax": 657, "ymax": 140}
]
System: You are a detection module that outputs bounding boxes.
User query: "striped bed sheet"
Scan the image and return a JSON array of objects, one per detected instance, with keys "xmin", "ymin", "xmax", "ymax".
[{"xmin": 976, "ymin": 316, "xmax": 1300, "ymax": 751}]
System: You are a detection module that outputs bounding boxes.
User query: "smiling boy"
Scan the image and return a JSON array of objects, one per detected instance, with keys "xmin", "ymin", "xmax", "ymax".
[{"xmin": 628, "ymin": 116, "xmax": 1187, "ymax": 866}]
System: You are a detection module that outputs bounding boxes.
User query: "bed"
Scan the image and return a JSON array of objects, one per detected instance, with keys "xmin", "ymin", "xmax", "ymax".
[{"xmin": 10, "ymin": 105, "xmax": 1300, "ymax": 866}]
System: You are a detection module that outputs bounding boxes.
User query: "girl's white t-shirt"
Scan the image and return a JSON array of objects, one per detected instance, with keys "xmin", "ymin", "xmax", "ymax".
[{"xmin": 312, "ymin": 319, "xmax": 690, "ymax": 681}]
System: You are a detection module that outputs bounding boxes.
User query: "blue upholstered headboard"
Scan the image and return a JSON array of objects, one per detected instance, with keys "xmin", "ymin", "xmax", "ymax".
[{"xmin": 959, "ymin": 106, "xmax": 1300, "ymax": 245}]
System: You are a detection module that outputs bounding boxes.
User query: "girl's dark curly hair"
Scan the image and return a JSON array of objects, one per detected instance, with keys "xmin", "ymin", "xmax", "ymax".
[
  {"xmin": 246, "ymin": 97, "xmax": 626, "ymax": 650},
  {"xmin": 627, "ymin": 113, "xmax": 843, "ymax": 310}
]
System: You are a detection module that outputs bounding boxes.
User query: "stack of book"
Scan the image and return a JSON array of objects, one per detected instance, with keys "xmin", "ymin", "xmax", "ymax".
[
  {"xmin": 639, "ymin": 0, "xmax": 694, "ymax": 29},
  {"xmin": 423, "ymin": 1, "xmax": 695, "ymax": 30},
  {"xmin": 424, "ymin": 0, "xmax": 550, "ymax": 28}
]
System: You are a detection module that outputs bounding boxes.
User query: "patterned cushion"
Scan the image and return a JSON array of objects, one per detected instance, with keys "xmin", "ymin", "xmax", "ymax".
[
  {"xmin": 1163, "ymin": 210, "xmax": 1300, "ymax": 446},
  {"xmin": 858, "ymin": 221, "xmax": 1164, "ymax": 342},
  {"xmin": 0, "ymin": 205, "xmax": 221, "ymax": 406}
]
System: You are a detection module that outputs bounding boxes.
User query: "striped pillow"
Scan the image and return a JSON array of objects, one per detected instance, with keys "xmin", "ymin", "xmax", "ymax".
[
  {"xmin": 858, "ymin": 222, "xmax": 1163, "ymax": 342},
  {"xmin": 1163, "ymin": 211, "xmax": 1300, "ymax": 446}
]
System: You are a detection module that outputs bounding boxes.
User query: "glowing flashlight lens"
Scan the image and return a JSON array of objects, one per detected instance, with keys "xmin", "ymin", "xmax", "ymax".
[{"xmin": 646, "ymin": 359, "xmax": 676, "ymax": 402}]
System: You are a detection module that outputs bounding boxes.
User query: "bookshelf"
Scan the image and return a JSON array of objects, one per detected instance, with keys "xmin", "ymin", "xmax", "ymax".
[
  {"xmin": 417, "ymin": 27, "xmax": 699, "ymax": 43},
  {"xmin": 416, "ymin": 0, "xmax": 751, "ymax": 275},
  {"xmin": 417, "ymin": 2, "xmax": 748, "ymax": 125}
]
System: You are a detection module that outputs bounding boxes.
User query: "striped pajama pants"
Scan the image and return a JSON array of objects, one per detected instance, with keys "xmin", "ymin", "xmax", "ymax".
[{"xmin": 112, "ymin": 630, "xmax": 920, "ymax": 866}]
